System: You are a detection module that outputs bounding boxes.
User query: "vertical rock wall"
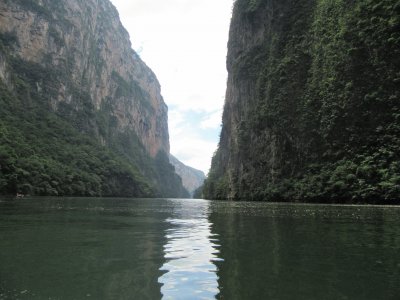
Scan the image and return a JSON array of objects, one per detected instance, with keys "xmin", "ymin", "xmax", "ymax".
[{"xmin": 0, "ymin": 0, "xmax": 169, "ymax": 157}]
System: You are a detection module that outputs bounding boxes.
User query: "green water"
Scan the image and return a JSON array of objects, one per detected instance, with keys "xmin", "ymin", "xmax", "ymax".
[{"xmin": 0, "ymin": 197, "xmax": 399, "ymax": 299}]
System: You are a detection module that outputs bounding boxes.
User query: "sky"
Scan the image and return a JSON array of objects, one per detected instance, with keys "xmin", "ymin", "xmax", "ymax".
[{"xmin": 110, "ymin": 0, "xmax": 233, "ymax": 175}]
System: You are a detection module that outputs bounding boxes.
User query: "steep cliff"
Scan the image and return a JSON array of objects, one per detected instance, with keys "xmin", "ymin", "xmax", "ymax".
[
  {"xmin": 203, "ymin": 0, "xmax": 400, "ymax": 203},
  {"xmin": 169, "ymin": 154, "xmax": 205, "ymax": 197},
  {"xmin": 0, "ymin": 0, "xmax": 188, "ymax": 197}
]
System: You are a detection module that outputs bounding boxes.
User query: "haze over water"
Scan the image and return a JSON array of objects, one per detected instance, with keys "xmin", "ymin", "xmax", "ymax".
[{"xmin": 0, "ymin": 197, "xmax": 399, "ymax": 299}]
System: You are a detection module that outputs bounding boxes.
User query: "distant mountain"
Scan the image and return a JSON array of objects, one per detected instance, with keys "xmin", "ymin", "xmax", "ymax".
[
  {"xmin": 169, "ymin": 155, "xmax": 206, "ymax": 197},
  {"xmin": 0, "ymin": 0, "xmax": 188, "ymax": 198}
]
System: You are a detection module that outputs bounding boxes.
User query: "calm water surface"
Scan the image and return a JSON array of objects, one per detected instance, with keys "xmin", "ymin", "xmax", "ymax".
[{"xmin": 0, "ymin": 197, "xmax": 399, "ymax": 299}]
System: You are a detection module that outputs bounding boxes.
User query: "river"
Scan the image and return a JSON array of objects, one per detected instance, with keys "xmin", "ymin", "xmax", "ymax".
[{"xmin": 0, "ymin": 197, "xmax": 399, "ymax": 299}]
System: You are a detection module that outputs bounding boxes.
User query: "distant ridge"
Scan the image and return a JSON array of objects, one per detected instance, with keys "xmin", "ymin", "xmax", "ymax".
[{"xmin": 169, "ymin": 155, "xmax": 206, "ymax": 197}]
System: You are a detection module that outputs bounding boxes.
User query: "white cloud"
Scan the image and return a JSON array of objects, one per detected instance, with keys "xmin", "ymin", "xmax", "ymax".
[
  {"xmin": 200, "ymin": 110, "xmax": 222, "ymax": 130},
  {"xmin": 170, "ymin": 134, "xmax": 218, "ymax": 175},
  {"xmin": 110, "ymin": 0, "xmax": 233, "ymax": 173},
  {"xmin": 168, "ymin": 109, "xmax": 186, "ymax": 137},
  {"xmin": 168, "ymin": 109, "xmax": 218, "ymax": 174}
]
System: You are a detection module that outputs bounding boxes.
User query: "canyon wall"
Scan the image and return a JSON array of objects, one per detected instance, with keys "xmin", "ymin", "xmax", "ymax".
[
  {"xmin": 203, "ymin": 0, "xmax": 400, "ymax": 203},
  {"xmin": 0, "ymin": 0, "xmax": 188, "ymax": 197}
]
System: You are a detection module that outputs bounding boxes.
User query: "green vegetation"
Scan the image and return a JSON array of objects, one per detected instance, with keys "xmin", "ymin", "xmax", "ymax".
[
  {"xmin": 0, "ymin": 81, "xmax": 153, "ymax": 197},
  {"xmin": 111, "ymin": 71, "xmax": 154, "ymax": 113},
  {"xmin": 203, "ymin": 0, "xmax": 400, "ymax": 203},
  {"xmin": 193, "ymin": 187, "xmax": 202, "ymax": 199},
  {"xmin": 0, "ymin": 18, "xmax": 188, "ymax": 198},
  {"xmin": 0, "ymin": 61, "xmax": 187, "ymax": 197}
]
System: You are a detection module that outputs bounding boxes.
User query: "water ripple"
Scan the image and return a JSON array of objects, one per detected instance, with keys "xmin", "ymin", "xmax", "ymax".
[{"xmin": 159, "ymin": 201, "xmax": 222, "ymax": 300}]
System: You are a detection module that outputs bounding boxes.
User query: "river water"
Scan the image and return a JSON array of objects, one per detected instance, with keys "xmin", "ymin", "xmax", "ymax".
[{"xmin": 0, "ymin": 197, "xmax": 399, "ymax": 299}]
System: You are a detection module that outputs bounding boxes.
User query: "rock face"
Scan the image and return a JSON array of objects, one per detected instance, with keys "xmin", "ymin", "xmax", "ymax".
[
  {"xmin": 0, "ymin": 0, "xmax": 168, "ymax": 156},
  {"xmin": 203, "ymin": 0, "xmax": 400, "ymax": 204},
  {"xmin": 0, "ymin": 0, "xmax": 188, "ymax": 197},
  {"xmin": 169, "ymin": 154, "xmax": 205, "ymax": 197}
]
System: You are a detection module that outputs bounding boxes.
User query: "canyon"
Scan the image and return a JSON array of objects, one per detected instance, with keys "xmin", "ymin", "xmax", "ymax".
[{"xmin": 0, "ymin": 0, "xmax": 190, "ymax": 197}]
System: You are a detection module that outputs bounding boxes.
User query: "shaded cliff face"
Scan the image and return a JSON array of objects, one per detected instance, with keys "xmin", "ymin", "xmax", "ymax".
[
  {"xmin": 0, "ymin": 0, "xmax": 168, "ymax": 157},
  {"xmin": 169, "ymin": 154, "xmax": 205, "ymax": 197},
  {"xmin": 0, "ymin": 0, "xmax": 188, "ymax": 197},
  {"xmin": 203, "ymin": 0, "xmax": 400, "ymax": 203}
]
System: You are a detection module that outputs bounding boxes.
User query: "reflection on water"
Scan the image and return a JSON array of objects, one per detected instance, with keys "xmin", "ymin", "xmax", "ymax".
[
  {"xmin": 209, "ymin": 202, "xmax": 400, "ymax": 300},
  {"xmin": 0, "ymin": 197, "xmax": 168, "ymax": 300},
  {"xmin": 0, "ymin": 198, "xmax": 399, "ymax": 300},
  {"xmin": 159, "ymin": 199, "xmax": 222, "ymax": 299}
]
